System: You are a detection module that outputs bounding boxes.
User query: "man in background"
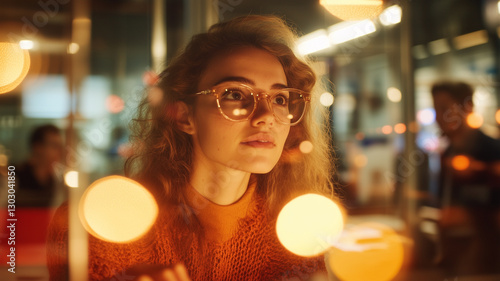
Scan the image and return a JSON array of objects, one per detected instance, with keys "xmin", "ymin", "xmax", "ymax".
[
  {"xmin": 17, "ymin": 124, "xmax": 64, "ymax": 207},
  {"xmin": 431, "ymin": 81, "xmax": 500, "ymax": 276}
]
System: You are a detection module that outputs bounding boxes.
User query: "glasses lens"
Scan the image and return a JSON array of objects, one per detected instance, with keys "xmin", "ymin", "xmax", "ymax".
[
  {"xmin": 217, "ymin": 85, "xmax": 254, "ymax": 120},
  {"xmin": 272, "ymin": 90, "xmax": 306, "ymax": 124}
]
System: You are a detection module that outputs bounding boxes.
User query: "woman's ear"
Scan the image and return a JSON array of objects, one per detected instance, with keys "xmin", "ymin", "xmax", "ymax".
[{"xmin": 174, "ymin": 101, "xmax": 195, "ymax": 135}]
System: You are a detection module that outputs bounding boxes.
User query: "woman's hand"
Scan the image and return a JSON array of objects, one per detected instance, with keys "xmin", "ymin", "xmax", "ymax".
[{"xmin": 135, "ymin": 264, "xmax": 191, "ymax": 281}]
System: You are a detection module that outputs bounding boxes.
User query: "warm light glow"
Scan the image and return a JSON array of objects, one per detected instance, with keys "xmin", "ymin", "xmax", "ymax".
[
  {"xmin": 328, "ymin": 20, "xmax": 377, "ymax": 45},
  {"xmin": 497, "ymin": 0, "xmax": 500, "ymax": 14},
  {"xmin": 147, "ymin": 86, "xmax": 164, "ymax": 106},
  {"xmin": 452, "ymin": 155, "xmax": 470, "ymax": 171},
  {"xmin": 64, "ymin": 171, "xmax": 79, "ymax": 188},
  {"xmin": 429, "ymin": 39, "xmax": 450, "ymax": 55},
  {"xmin": 320, "ymin": 0, "xmax": 384, "ymax": 21},
  {"xmin": 417, "ymin": 108, "xmax": 436, "ymax": 126},
  {"xmin": 330, "ymin": 223, "xmax": 404, "ymax": 281},
  {"xmin": 466, "ymin": 112, "xmax": 483, "ymax": 128},
  {"xmin": 0, "ymin": 154, "xmax": 7, "ymax": 167},
  {"xmin": 142, "ymin": 71, "xmax": 159, "ymax": 86},
  {"xmin": 320, "ymin": 92, "xmax": 335, "ymax": 106},
  {"xmin": 386, "ymin": 87, "xmax": 402, "ymax": 102},
  {"xmin": 354, "ymin": 154, "xmax": 368, "ymax": 167},
  {"xmin": 409, "ymin": 121, "xmax": 419, "ymax": 133},
  {"xmin": 299, "ymin": 140, "xmax": 314, "ymax": 154},
  {"xmin": 67, "ymin": 42, "xmax": 80, "ymax": 54},
  {"xmin": 79, "ymin": 175, "xmax": 159, "ymax": 243},
  {"xmin": 355, "ymin": 132, "xmax": 365, "ymax": 140},
  {"xmin": 379, "ymin": 5, "xmax": 402, "ymax": 26},
  {"xmin": 106, "ymin": 95, "xmax": 125, "ymax": 113},
  {"xmin": 297, "ymin": 29, "xmax": 331, "ymax": 55},
  {"xmin": 453, "ymin": 30, "xmax": 488, "ymax": 50},
  {"xmin": 0, "ymin": 42, "xmax": 31, "ymax": 94},
  {"xmin": 394, "ymin": 123, "xmax": 406, "ymax": 134},
  {"xmin": 19, "ymin": 40, "xmax": 34, "ymax": 50},
  {"xmin": 496, "ymin": 109, "xmax": 500, "ymax": 124},
  {"xmin": 381, "ymin": 125, "xmax": 392, "ymax": 135},
  {"xmin": 276, "ymin": 194, "xmax": 344, "ymax": 257}
]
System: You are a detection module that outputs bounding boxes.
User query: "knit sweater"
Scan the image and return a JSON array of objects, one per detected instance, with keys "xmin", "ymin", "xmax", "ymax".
[{"xmin": 47, "ymin": 180, "xmax": 326, "ymax": 281}]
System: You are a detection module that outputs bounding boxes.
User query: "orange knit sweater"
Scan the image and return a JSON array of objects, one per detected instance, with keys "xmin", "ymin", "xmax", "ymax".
[{"xmin": 47, "ymin": 180, "xmax": 326, "ymax": 281}]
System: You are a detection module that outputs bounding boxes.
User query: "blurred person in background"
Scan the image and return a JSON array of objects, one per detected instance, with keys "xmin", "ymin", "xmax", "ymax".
[
  {"xmin": 431, "ymin": 81, "xmax": 500, "ymax": 276},
  {"xmin": 17, "ymin": 124, "xmax": 65, "ymax": 207},
  {"xmin": 47, "ymin": 15, "xmax": 335, "ymax": 281}
]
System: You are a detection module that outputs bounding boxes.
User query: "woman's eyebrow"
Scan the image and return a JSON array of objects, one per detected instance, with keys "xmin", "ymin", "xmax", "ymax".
[
  {"xmin": 213, "ymin": 76, "xmax": 254, "ymax": 86},
  {"xmin": 213, "ymin": 76, "xmax": 288, "ymax": 89}
]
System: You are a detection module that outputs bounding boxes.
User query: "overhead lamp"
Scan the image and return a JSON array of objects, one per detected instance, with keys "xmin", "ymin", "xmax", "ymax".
[
  {"xmin": 328, "ymin": 20, "xmax": 376, "ymax": 45},
  {"xmin": 379, "ymin": 5, "xmax": 402, "ymax": 26},
  {"xmin": 320, "ymin": 0, "xmax": 384, "ymax": 21},
  {"xmin": 297, "ymin": 29, "xmax": 331, "ymax": 55}
]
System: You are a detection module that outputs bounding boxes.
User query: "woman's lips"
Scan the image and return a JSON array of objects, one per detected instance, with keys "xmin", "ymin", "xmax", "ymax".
[
  {"xmin": 241, "ymin": 140, "xmax": 276, "ymax": 148},
  {"xmin": 241, "ymin": 133, "xmax": 276, "ymax": 148}
]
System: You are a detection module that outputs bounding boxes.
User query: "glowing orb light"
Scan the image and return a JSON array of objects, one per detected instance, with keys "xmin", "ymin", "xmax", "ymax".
[
  {"xmin": 386, "ymin": 87, "xmax": 402, "ymax": 103},
  {"xmin": 106, "ymin": 95, "xmax": 125, "ymax": 114},
  {"xmin": 451, "ymin": 155, "xmax": 470, "ymax": 171},
  {"xmin": 0, "ymin": 42, "xmax": 31, "ymax": 94},
  {"xmin": 417, "ymin": 108, "xmax": 436, "ymax": 126},
  {"xmin": 381, "ymin": 125, "xmax": 392, "ymax": 135},
  {"xmin": 320, "ymin": 92, "xmax": 335, "ymax": 107},
  {"xmin": 330, "ymin": 222, "xmax": 404, "ymax": 281},
  {"xmin": 276, "ymin": 194, "xmax": 344, "ymax": 257},
  {"xmin": 466, "ymin": 112, "xmax": 483, "ymax": 129},
  {"xmin": 299, "ymin": 140, "xmax": 314, "ymax": 154},
  {"xmin": 64, "ymin": 171, "xmax": 79, "ymax": 188},
  {"xmin": 79, "ymin": 176, "xmax": 158, "ymax": 243},
  {"xmin": 394, "ymin": 123, "xmax": 406, "ymax": 134}
]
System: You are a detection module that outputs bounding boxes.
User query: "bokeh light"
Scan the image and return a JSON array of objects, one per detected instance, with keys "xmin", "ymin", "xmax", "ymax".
[
  {"xmin": 276, "ymin": 194, "xmax": 344, "ymax": 257},
  {"xmin": 147, "ymin": 86, "xmax": 164, "ymax": 106},
  {"xmin": 0, "ymin": 154, "xmax": 7, "ymax": 167},
  {"xmin": 19, "ymin": 40, "xmax": 34, "ymax": 50},
  {"xmin": 386, "ymin": 87, "xmax": 402, "ymax": 103},
  {"xmin": 354, "ymin": 154, "xmax": 367, "ymax": 167},
  {"xmin": 496, "ymin": 109, "xmax": 500, "ymax": 124},
  {"xmin": 0, "ymin": 42, "xmax": 31, "ymax": 94},
  {"xmin": 394, "ymin": 123, "xmax": 406, "ymax": 134},
  {"xmin": 142, "ymin": 70, "xmax": 159, "ymax": 86},
  {"xmin": 320, "ymin": 92, "xmax": 335, "ymax": 107},
  {"xmin": 466, "ymin": 112, "xmax": 483, "ymax": 129},
  {"xmin": 64, "ymin": 171, "xmax": 79, "ymax": 188},
  {"xmin": 67, "ymin": 42, "xmax": 80, "ymax": 54},
  {"xmin": 106, "ymin": 95, "xmax": 125, "ymax": 114},
  {"xmin": 381, "ymin": 125, "xmax": 392, "ymax": 135},
  {"xmin": 330, "ymin": 222, "xmax": 404, "ymax": 281},
  {"xmin": 79, "ymin": 175, "xmax": 158, "ymax": 243},
  {"xmin": 299, "ymin": 140, "xmax": 314, "ymax": 154},
  {"xmin": 416, "ymin": 108, "xmax": 435, "ymax": 126},
  {"xmin": 451, "ymin": 155, "xmax": 470, "ymax": 171},
  {"xmin": 355, "ymin": 132, "xmax": 365, "ymax": 140}
]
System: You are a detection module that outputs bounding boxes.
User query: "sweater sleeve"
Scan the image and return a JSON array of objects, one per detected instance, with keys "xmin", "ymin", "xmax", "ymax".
[
  {"xmin": 46, "ymin": 202, "xmax": 69, "ymax": 281},
  {"xmin": 265, "ymin": 239, "xmax": 327, "ymax": 281}
]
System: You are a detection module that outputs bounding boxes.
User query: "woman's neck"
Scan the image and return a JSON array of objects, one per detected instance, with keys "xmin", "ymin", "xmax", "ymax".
[{"xmin": 190, "ymin": 156, "xmax": 251, "ymax": 206}]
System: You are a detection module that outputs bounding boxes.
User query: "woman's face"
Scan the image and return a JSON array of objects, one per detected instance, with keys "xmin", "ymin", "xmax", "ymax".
[{"xmin": 188, "ymin": 46, "xmax": 291, "ymax": 174}]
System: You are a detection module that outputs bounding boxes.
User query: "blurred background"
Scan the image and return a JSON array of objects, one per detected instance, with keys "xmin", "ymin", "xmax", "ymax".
[{"xmin": 1, "ymin": 0, "xmax": 500, "ymax": 280}]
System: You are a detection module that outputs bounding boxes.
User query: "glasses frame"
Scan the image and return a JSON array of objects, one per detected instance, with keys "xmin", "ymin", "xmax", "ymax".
[{"xmin": 193, "ymin": 83, "xmax": 311, "ymax": 126}]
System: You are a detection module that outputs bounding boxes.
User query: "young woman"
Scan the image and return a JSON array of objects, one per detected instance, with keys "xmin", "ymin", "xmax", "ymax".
[{"xmin": 48, "ymin": 15, "xmax": 335, "ymax": 281}]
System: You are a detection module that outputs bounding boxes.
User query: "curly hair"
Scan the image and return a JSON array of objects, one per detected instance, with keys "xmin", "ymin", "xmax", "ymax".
[{"xmin": 125, "ymin": 15, "xmax": 335, "ymax": 216}]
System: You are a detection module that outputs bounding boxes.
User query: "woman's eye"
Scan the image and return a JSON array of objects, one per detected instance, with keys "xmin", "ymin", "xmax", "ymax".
[
  {"xmin": 274, "ymin": 95, "xmax": 288, "ymax": 106},
  {"xmin": 223, "ymin": 90, "xmax": 245, "ymax": 101}
]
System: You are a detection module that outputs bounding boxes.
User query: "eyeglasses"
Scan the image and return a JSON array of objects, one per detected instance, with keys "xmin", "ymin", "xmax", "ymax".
[{"xmin": 193, "ymin": 83, "xmax": 311, "ymax": 125}]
